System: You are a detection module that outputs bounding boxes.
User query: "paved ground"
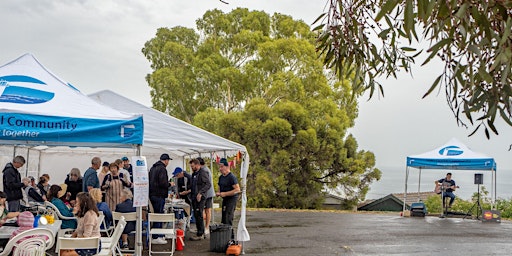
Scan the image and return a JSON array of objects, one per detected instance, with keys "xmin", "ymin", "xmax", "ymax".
[
  {"xmin": 49, "ymin": 209, "xmax": 512, "ymax": 255},
  {"xmin": 158, "ymin": 209, "xmax": 512, "ymax": 256}
]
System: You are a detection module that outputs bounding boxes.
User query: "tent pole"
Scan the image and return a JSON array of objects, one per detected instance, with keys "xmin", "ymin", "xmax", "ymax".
[
  {"xmin": 493, "ymin": 168, "xmax": 496, "ymax": 209},
  {"xmin": 210, "ymin": 152, "xmax": 215, "ymax": 223},
  {"xmin": 417, "ymin": 168, "xmax": 422, "ymax": 201},
  {"xmin": 403, "ymin": 166, "xmax": 409, "ymax": 213},
  {"xmin": 135, "ymin": 145, "xmax": 142, "ymax": 256},
  {"xmin": 37, "ymin": 150, "xmax": 42, "ymax": 179},
  {"xmin": 25, "ymin": 148, "xmax": 30, "ymax": 177}
]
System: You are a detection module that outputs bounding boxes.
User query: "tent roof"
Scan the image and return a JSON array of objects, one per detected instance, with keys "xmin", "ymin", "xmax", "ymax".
[
  {"xmin": 0, "ymin": 54, "xmax": 143, "ymax": 147},
  {"xmin": 406, "ymin": 138, "xmax": 496, "ymax": 170},
  {"xmin": 88, "ymin": 90, "xmax": 247, "ymax": 157}
]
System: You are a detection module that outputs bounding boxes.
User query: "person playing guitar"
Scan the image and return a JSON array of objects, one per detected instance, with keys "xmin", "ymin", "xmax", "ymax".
[{"xmin": 435, "ymin": 172, "xmax": 459, "ymax": 208}]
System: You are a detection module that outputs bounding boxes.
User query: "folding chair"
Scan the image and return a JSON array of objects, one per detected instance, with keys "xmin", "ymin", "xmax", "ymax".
[
  {"xmin": 112, "ymin": 211, "xmax": 137, "ymax": 253},
  {"xmin": 57, "ymin": 237, "xmax": 100, "ymax": 256},
  {"xmin": 99, "ymin": 211, "xmax": 115, "ymax": 237},
  {"xmin": 98, "ymin": 216, "xmax": 127, "ymax": 256},
  {"xmin": 148, "ymin": 213, "xmax": 176, "ymax": 256}
]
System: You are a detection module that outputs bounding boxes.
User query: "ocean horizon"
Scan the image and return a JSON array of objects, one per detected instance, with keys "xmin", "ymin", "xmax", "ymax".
[{"xmin": 367, "ymin": 166, "xmax": 512, "ymax": 201}]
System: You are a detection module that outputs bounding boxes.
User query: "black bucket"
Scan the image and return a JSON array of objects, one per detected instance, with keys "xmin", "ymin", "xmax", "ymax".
[{"xmin": 209, "ymin": 224, "xmax": 232, "ymax": 252}]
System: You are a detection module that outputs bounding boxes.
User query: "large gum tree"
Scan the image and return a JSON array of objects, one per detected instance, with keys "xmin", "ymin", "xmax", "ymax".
[{"xmin": 143, "ymin": 8, "xmax": 381, "ymax": 209}]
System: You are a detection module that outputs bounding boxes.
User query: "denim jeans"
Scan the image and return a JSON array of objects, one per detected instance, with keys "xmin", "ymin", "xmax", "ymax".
[
  {"xmin": 150, "ymin": 196, "xmax": 165, "ymax": 238},
  {"xmin": 443, "ymin": 191, "xmax": 456, "ymax": 206}
]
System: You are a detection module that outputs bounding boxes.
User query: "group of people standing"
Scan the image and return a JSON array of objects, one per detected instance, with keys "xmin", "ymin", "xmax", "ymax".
[
  {"xmin": 1, "ymin": 153, "xmax": 242, "ymax": 252},
  {"xmin": 149, "ymin": 154, "xmax": 241, "ymax": 243}
]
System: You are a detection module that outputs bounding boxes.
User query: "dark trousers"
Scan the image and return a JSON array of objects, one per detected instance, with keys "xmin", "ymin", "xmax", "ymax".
[
  {"xmin": 8, "ymin": 199, "xmax": 20, "ymax": 212},
  {"xmin": 192, "ymin": 195, "xmax": 206, "ymax": 236},
  {"xmin": 221, "ymin": 196, "xmax": 237, "ymax": 226},
  {"xmin": 150, "ymin": 196, "xmax": 165, "ymax": 238}
]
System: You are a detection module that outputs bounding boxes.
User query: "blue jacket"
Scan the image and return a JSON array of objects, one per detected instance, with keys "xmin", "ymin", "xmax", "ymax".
[{"xmin": 97, "ymin": 202, "xmax": 113, "ymax": 228}]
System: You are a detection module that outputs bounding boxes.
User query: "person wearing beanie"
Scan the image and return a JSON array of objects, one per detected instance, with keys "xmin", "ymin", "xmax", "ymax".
[{"xmin": 11, "ymin": 211, "xmax": 34, "ymax": 238}]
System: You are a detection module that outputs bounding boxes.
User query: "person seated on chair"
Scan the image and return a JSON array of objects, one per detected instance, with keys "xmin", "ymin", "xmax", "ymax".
[
  {"xmin": 435, "ymin": 172, "xmax": 458, "ymax": 208},
  {"xmin": 21, "ymin": 177, "xmax": 45, "ymax": 208},
  {"xmin": 10, "ymin": 211, "xmax": 34, "ymax": 238},
  {"xmin": 60, "ymin": 192, "xmax": 100, "ymax": 256},
  {"xmin": 0, "ymin": 191, "xmax": 20, "ymax": 225},
  {"xmin": 90, "ymin": 188, "xmax": 112, "ymax": 229},
  {"xmin": 115, "ymin": 188, "xmax": 136, "ymax": 250},
  {"xmin": 47, "ymin": 185, "xmax": 77, "ymax": 229}
]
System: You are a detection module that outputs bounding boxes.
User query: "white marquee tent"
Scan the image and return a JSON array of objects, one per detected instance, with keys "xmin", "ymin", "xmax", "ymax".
[
  {"xmin": 88, "ymin": 90, "xmax": 251, "ymax": 243},
  {"xmin": 0, "ymin": 55, "xmax": 250, "ymax": 254},
  {"xmin": 404, "ymin": 138, "xmax": 497, "ymax": 211}
]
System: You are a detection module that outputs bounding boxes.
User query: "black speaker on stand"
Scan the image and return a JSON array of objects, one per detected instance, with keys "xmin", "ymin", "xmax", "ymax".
[
  {"xmin": 474, "ymin": 173, "xmax": 483, "ymax": 185},
  {"xmin": 464, "ymin": 173, "xmax": 483, "ymax": 220}
]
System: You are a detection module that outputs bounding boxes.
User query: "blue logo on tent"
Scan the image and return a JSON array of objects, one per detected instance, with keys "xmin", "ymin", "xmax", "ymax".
[
  {"xmin": 0, "ymin": 75, "xmax": 55, "ymax": 104},
  {"xmin": 439, "ymin": 146, "xmax": 463, "ymax": 156}
]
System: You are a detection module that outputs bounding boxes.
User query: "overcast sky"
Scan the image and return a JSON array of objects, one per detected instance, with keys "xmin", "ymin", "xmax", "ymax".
[{"xmin": 1, "ymin": 0, "xmax": 510, "ymax": 175}]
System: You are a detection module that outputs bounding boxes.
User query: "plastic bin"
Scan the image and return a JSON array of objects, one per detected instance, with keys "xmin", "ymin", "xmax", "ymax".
[{"xmin": 209, "ymin": 224, "xmax": 232, "ymax": 252}]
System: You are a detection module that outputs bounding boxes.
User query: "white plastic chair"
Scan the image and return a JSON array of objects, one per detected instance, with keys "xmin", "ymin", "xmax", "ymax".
[
  {"xmin": 44, "ymin": 201, "xmax": 77, "ymax": 253},
  {"xmin": 57, "ymin": 237, "xmax": 100, "ymax": 256},
  {"xmin": 148, "ymin": 213, "xmax": 176, "ymax": 256},
  {"xmin": 0, "ymin": 228, "xmax": 55, "ymax": 256},
  {"xmin": 98, "ymin": 216, "xmax": 126, "ymax": 256},
  {"xmin": 99, "ymin": 211, "xmax": 114, "ymax": 237}
]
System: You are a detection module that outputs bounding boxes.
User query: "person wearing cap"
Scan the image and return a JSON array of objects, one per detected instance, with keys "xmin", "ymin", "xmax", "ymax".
[
  {"xmin": 121, "ymin": 156, "xmax": 133, "ymax": 183},
  {"xmin": 149, "ymin": 153, "xmax": 172, "ymax": 245},
  {"xmin": 172, "ymin": 167, "xmax": 192, "ymax": 206},
  {"xmin": 2, "ymin": 155, "xmax": 26, "ymax": 212},
  {"xmin": 216, "ymin": 158, "xmax": 240, "ymax": 227},
  {"xmin": 197, "ymin": 157, "xmax": 215, "ymax": 235},
  {"xmin": 83, "ymin": 157, "xmax": 101, "ymax": 192},
  {"xmin": 189, "ymin": 158, "xmax": 211, "ymax": 241}
]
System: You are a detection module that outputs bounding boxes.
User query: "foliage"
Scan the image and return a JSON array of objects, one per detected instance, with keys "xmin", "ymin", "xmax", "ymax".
[
  {"xmin": 314, "ymin": 0, "xmax": 512, "ymax": 138},
  {"xmin": 424, "ymin": 186, "xmax": 494, "ymax": 216},
  {"xmin": 143, "ymin": 8, "xmax": 381, "ymax": 209}
]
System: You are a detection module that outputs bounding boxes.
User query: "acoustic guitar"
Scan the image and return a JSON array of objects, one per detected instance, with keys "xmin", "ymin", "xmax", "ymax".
[{"xmin": 434, "ymin": 182, "xmax": 459, "ymax": 194}]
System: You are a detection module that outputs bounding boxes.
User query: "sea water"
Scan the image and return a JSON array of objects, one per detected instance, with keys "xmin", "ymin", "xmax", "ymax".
[{"xmin": 367, "ymin": 167, "xmax": 512, "ymax": 201}]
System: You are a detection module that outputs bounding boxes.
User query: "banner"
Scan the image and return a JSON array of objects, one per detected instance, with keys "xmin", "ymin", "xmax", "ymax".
[{"xmin": 132, "ymin": 156, "xmax": 149, "ymax": 207}]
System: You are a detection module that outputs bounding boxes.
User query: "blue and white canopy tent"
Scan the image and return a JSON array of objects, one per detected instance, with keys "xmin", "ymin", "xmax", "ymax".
[
  {"xmin": 0, "ymin": 53, "xmax": 143, "ymax": 147},
  {"xmin": 0, "ymin": 53, "xmax": 146, "ymax": 254},
  {"xmin": 404, "ymin": 138, "xmax": 497, "ymax": 212}
]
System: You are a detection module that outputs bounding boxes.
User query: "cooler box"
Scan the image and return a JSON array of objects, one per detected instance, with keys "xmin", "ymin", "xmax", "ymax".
[
  {"xmin": 209, "ymin": 224, "xmax": 232, "ymax": 252},
  {"xmin": 410, "ymin": 202, "xmax": 427, "ymax": 217}
]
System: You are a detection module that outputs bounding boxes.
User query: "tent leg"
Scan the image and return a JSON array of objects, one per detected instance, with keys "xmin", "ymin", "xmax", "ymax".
[{"xmin": 403, "ymin": 167, "xmax": 409, "ymax": 213}]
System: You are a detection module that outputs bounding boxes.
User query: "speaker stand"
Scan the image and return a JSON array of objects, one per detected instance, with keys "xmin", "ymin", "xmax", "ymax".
[{"xmin": 463, "ymin": 184, "xmax": 483, "ymax": 220}]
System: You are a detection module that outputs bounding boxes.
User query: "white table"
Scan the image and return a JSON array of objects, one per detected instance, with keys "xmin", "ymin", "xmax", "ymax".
[
  {"xmin": 164, "ymin": 200, "xmax": 190, "ymax": 232},
  {"xmin": 0, "ymin": 219, "xmax": 62, "ymax": 239}
]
